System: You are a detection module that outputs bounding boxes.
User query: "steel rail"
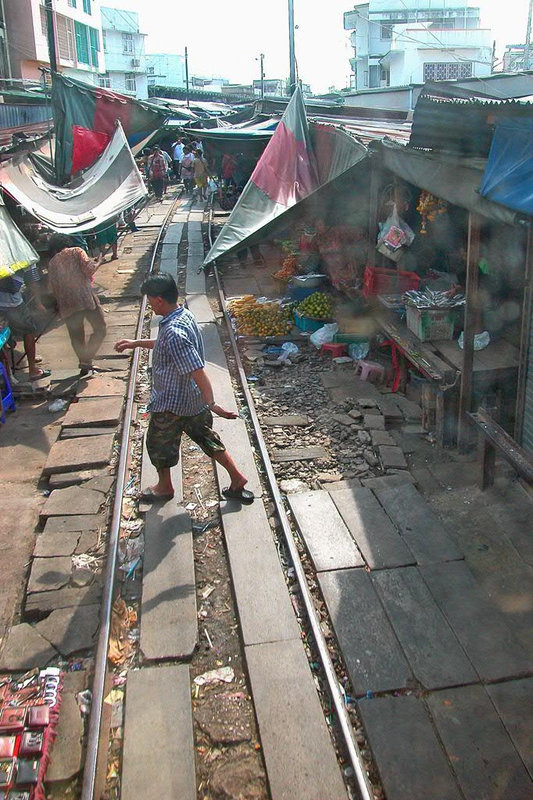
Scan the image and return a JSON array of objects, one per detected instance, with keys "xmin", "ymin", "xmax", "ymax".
[
  {"xmin": 206, "ymin": 204, "xmax": 374, "ymax": 800},
  {"xmin": 80, "ymin": 197, "xmax": 180, "ymax": 800}
]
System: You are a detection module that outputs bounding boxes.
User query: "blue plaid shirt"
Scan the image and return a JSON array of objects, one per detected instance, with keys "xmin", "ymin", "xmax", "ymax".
[{"xmin": 149, "ymin": 306, "xmax": 206, "ymax": 416}]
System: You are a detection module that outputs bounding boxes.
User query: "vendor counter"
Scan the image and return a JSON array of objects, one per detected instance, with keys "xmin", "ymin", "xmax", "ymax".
[{"xmin": 377, "ymin": 307, "xmax": 519, "ymax": 447}]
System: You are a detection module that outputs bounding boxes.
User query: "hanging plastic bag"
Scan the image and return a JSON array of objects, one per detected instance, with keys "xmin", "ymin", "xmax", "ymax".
[
  {"xmin": 310, "ymin": 322, "xmax": 339, "ymax": 349},
  {"xmin": 377, "ymin": 204, "xmax": 415, "ymax": 262},
  {"xmin": 207, "ymin": 177, "xmax": 218, "ymax": 195}
]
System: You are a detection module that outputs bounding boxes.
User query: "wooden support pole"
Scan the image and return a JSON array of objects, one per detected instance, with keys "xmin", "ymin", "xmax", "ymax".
[
  {"xmin": 457, "ymin": 212, "xmax": 481, "ymax": 451},
  {"xmin": 514, "ymin": 225, "xmax": 533, "ymax": 442},
  {"xmin": 367, "ymin": 155, "xmax": 381, "ymax": 266}
]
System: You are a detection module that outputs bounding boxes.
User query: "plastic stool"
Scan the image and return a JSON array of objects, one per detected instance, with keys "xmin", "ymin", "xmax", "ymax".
[
  {"xmin": 0, "ymin": 361, "xmax": 16, "ymax": 423},
  {"xmin": 321, "ymin": 342, "xmax": 348, "ymax": 358},
  {"xmin": 354, "ymin": 359, "xmax": 385, "ymax": 384}
]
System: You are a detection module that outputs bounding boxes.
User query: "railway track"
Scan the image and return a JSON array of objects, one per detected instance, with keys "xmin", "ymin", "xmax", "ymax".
[
  {"xmin": 45, "ymin": 190, "xmax": 531, "ymax": 800},
  {"xmin": 71, "ymin": 190, "xmax": 379, "ymax": 800}
]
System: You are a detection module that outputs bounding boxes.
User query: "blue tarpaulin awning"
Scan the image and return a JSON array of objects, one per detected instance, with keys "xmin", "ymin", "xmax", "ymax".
[{"xmin": 480, "ymin": 118, "xmax": 533, "ymax": 217}]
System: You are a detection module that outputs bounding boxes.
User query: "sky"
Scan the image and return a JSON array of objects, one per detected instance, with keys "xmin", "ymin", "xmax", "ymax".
[{"xmin": 108, "ymin": 0, "xmax": 531, "ymax": 93}]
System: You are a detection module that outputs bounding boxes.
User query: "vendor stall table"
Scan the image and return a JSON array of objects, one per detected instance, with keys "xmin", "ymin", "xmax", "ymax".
[{"xmin": 377, "ymin": 308, "xmax": 520, "ymax": 447}]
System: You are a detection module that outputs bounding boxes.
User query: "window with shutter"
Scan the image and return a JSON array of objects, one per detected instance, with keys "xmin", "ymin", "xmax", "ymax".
[
  {"xmin": 89, "ymin": 27, "xmax": 99, "ymax": 67},
  {"xmin": 57, "ymin": 15, "xmax": 75, "ymax": 61},
  {"xmin": 75, "ymin": 20, "xmax": 89, "ymax": 64},
  {"xmin": 83, "ymin": 0, "xmax": 91, "ymax": 14}
]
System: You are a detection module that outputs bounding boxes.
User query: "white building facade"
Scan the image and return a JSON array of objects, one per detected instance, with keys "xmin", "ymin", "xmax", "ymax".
[
  {"xmin": 145, "ymin": 53, "xmax": 186, "ymax": 90},
  {"xmin": 344, "ymin": 1, "xmax": 493, "ymax": 90},
  {"xmin": 3, "ymin": 0, "xmax": 105, "ymax": 84},
  {"xmin": 100, "ymin": 7, "xmax": 147, "ymax": 98}
]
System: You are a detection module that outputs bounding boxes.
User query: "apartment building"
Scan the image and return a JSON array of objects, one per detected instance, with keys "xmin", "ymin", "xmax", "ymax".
[
  {"xmin": 100, "ymin": 6, "xmax": 147, "ymax": 98},
  {"xmin": 145, "ymin": 53, "xmax": 186, "ymax": 90},
  {"xmin": 3, "ymin": 0, "xmax": 104, "ymax": 83},
  {"xmin": 344, "ymin": 0, "xmax": 492, "ymax": 90}
]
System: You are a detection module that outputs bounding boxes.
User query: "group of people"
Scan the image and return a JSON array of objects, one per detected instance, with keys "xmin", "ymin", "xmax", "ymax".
[
  {"xmin": 143, "ymin": 138, "xmax": 211, "ymax": 201},
  {"xmin": 0, "ymin": 231, "xmax": 111, "ymax": 383}
]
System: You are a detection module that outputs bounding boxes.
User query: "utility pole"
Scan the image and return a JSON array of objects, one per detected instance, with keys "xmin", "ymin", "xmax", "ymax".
[
  {"xmin": 259, "ymin": 52, "xmax": 265, "ymax": 99},
  {"xmin": 184, "ymin": 46, "xmax": 190, "ymax": 108},
  {"xmin": 44, "ymin": 0, "xmax": 58, "ymax": 74},
  {"xmin": 288, "ymin": 0, "xmax": 296, "ymax": 95},
  {"xmin": 525, "ymin": 0, "xmax": 533, "ymax": 71}
]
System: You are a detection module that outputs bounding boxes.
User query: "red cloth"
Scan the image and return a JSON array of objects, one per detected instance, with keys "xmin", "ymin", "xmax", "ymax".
[{"xmin": 71, "ymin": 125, "xmax": 110, "ymax": 173}]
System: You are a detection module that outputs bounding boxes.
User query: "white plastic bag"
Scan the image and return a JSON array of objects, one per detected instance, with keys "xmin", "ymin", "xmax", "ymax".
[
  {"xmin": 377, "ymin": 203, "xmax": 415, "ymax": 262},
  {"xmin": 310, "ymin": 322, "xmax": 338, "ymax": 349},
  {"xmin": 458, "ymin": 330, "xmax": 490, "ymax": 351},
  {"xmin": 207, "ymin": 178, "xmax": 218, "ymax": 195}
]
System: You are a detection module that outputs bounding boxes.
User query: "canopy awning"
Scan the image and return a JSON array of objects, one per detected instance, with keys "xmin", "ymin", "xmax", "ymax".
[
  {"xmin": 377, "ymin": 139, "xmax": 518, "ymax": 226},
  {"xmin": 204, "ymin": 87, "xmax": 367, "ymax": 265},
  {"xmin": 0, "ymin": 195, "xmax": 39, "ymax": 279},
  {"xmin": 480, "ymin": 118, "xmax": 533, "ymax": 218},
  {"xmin": 0, "ymin": 123, "xmax": 147, "ymax": 234}
]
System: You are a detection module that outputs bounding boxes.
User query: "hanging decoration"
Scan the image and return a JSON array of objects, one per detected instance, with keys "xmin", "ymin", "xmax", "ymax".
[{"xmin": 416, "ymin": 191, "xmax": 447, "ymax": 234}]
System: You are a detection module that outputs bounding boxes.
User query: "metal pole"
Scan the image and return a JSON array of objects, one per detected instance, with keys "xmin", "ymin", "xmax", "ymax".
[
  {"xmin": 184, "ymin": 46, "xmax": 190, "ymax": 107},
  {"xmin": 288, "ymin": 0, "xmax": 296, "ymax": 95},
  {"xmin": 44, "ymin": 0, "xmax": 57, "ymax": 74},
  {"xmin": 524, "ymin": 0, "xmax": 533, "ymax": 70},
  {"xmin": 260, "ymin": 52, "xmax": 264, "ymax": 99}
]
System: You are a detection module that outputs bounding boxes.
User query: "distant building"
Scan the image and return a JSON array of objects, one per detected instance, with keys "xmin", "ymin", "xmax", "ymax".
[
  {"xmin": 344, "ymin": 1, "xmax": 492, "ymax": 91},
  {"xmin": 221, "ymin": 84, "xmax": 255, "ymax": 100},
  {"xmin": 3, "ymin": 0, "xmax": 105, "ymax": 84},
  {"xmin": 503, "ymin": 44, "xmax": 532, "ymax": 72},
  {"xmin": 191, "ymin": 75, "xmax": 229, "ymax": 93},
  {"xmin": 145, "ymin": 53, "xmax": 185, "ymax": 89},
  {"xmin": 252, "ymin": 78, "xmax": 285, "ymax": 96},
  {"xmin": 0, "ymin": 1, "xmax": 9, "ymax": 78},
  {"xmin": 100, "ymin": 6, "xmax": 147, "ymax": 98}
]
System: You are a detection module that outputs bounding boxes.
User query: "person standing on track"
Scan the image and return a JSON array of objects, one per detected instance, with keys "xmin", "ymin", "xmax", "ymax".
[
  {"xmin": 147, "ymin": 146, "xmax": 168, "ymax": 201},
  {"xmin": 114, "ymin": 272, "xmax": 254, "ymax": 504}
]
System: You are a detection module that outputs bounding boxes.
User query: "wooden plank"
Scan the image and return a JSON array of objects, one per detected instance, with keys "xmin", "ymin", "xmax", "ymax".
[
  {"xmin": 469, "ymin": 409, "xmax": 533, "ymax": 483},
  {"xmin": 329, "ymin": 487, "xmax": 414, "ymax": 569},
  {"xmin": 246, "ymin": 640, "xmax": 348, "ymax": 800},
  {"xmin": 373, "ymin": 483, "xmax": 463, "ymax": 564},
  {"xmin": 263, "ymin": 415, "xmax": 310, "ymax": 426},
  {"xmin": 121, "ymin": 665, "xmax": 195, "ymax": 800},
  {"xmin": 288, "ymin": 491, "xmax": 364, "ymax": 571},
  {"xmin": 271, "ymin": 446, "xmax": 328, "ymax": 462},
  {"xmin": 420, "ymin": 561, "xmax": 533, "ymax": 681},
  {"xmin": 357, "ymin": 695, "xmax": 462, "ymax": 800},
  {"xmin": 140, "ymin": 504, "xmax": 197, "ymax": 660},
  {"xmin": 427, "ymin": 685, "xmax": 533, "ymax": 800},
  {"xmin": 377, "ymin": 311, "xmax": 455, "ymax": 384},
  {"xmin": 319, "ymin": 568, "xmax": 411, "ymax": 695},
  {"xmin": 371, "ymin": 567, "xmax": 477, "ymax": 689},
  {"xmin": 486, "ymin": 678, "xmax": 533, "ymax": 779}
]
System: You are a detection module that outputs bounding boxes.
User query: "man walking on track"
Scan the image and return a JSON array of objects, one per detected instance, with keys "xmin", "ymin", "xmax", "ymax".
[{"xmin": 114, "ymin": 272, "xmax": 254, "ymax": 504}]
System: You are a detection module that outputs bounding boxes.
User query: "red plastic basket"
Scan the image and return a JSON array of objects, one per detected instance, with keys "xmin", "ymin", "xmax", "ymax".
[{"xmin": 363, "ymin": 264, "xmax": 420, "ymax": 297}]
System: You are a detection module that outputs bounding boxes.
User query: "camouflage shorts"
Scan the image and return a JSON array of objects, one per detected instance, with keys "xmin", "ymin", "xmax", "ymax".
[{"xmin": 146, "ymin": 409, "xmax": 225, "ymax": 469}]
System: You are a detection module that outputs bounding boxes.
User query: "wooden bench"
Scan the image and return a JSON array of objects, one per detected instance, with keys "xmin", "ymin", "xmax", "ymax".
[{"xmin": 467, "ymin": 409, "xmax": 533, "ymax": 490}]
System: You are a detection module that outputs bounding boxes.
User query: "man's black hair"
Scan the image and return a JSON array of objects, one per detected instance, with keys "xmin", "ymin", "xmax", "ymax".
[
  {"xmin": 48, "ymin": 233, "xmax": 75, "ymax": 258},
  {"xmin": 141, "ymin": 272, "xmax": 178, "ymax": 303}
]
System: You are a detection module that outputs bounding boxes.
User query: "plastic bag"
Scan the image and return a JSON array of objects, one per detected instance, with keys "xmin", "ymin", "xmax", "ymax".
[
  {"xmin": 310, "ymin": 322, "xmax": 338, "ymax": 349},
  {"xmin": 377, "ymin": 204, "xmax": 415, "ymax": 262},
  {"xmin": 349, "ymin": 340, "xmax": 370, "ymax": 360},
  {"xmin": 279, "ymin": 342, "xmax": 299, "ymax": 361},
  {"xmin": 458, "ymin": 330, "xmax": 490, "ymax": 351},
  {"xmin": 207, "ymin": 178, "xmax": 218, "ymax": 194}
]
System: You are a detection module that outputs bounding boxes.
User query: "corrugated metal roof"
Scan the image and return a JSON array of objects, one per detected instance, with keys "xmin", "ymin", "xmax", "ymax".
[{"xmin": 0, "ymin": 104, "xmax": 51, "ymax": 130}]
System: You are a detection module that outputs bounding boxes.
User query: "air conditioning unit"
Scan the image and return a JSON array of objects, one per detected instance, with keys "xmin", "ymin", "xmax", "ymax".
[{"xmin": 131, "ymin": 58, "xmax": 140, "ymax": 68}]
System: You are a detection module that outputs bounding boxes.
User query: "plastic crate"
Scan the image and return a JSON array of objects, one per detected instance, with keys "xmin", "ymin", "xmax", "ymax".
[
  {"xmin": 294, "ymin": 311, "xmax": 329, "ymax": 333},
  {"xmin": 406, "ymin": 306, "xmax": 455, "ymax": 342},
  {"xmin": 333, "ymin": 333, "xmax": 368, "ymax": 344},
  {"xmin": 363, "ymin": 265, "xmax": 420, "ymax": 297},
  {"xmin": 289, "ymin": 285, "xmax": 317, "ymax": 302}
]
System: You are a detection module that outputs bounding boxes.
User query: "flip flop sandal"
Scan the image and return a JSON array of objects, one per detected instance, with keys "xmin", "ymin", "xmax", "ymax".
[
  {"xmin": 139, "ymin": 488, "xmax": 174, "ymax": 502},
  {"xmin": 29, "ymin": 369, "xmax": 51, "ymax": 381},
  {"xmin": 221, "ymin": 487, "xmax": 255, "ymax": 505}
]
